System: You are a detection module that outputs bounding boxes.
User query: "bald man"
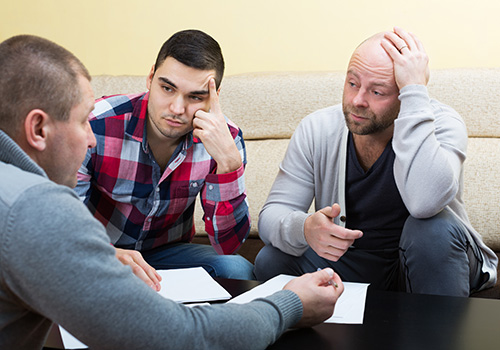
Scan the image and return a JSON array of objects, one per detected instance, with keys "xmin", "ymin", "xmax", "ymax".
[{"xmin": 254, "ymin": 27, "xmax": 498, "ymax": 297}]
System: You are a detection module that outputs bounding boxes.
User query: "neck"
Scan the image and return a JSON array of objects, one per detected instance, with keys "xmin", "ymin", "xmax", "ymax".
[{"xmin": 351, "ymin": 126, "xmax": 393, "ymax": 171}]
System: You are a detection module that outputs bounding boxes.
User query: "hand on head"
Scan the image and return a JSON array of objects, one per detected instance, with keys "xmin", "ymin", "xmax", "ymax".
[
  {"xmin": 381, "ymin": 27, "xmax": 430, "ymax": 89},
  {"xmin": 284, "ymin": 268, "xmax": 344, "ymax": 327},
  {"xmin": 304, "ymin": 203, "xmax": 363, "ymax": 261},
  {"xmin": 193, "ymin": 78, "xmax": 242, "ymax": 174}
]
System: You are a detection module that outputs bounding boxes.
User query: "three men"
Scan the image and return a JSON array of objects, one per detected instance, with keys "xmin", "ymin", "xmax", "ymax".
[
  {"xmin": 255, "ymin": 27, "xmax": 498, "ymax": 296},
  {"xmin": 76, "ymin": 30, "xmax": 253, "ymax": 289},
  {"xmin": 0, "ymin": 34, "xmax": 342, "ymax": 350}
]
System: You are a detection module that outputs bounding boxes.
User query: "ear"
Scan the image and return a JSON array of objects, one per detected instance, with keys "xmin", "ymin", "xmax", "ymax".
[
  {"xmin": 146, "ymin": 65, "xmax": 155, "ymax": 90},
  {"xmin": 24, "ymin": 109, "xmax": 51, "ymax": 152}
]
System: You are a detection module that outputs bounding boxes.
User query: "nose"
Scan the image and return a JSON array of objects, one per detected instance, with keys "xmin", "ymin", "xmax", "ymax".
[
  {"xmin": 352, "ymin": 89, "xmax": 368, "ymax": 109},
  {"xmin": 170, "ymin": 95, "xmax": 185, "ymax": 115},
  {"xmin": 87, "ymin": 123, "xmax": 96, "ymax": 148}
]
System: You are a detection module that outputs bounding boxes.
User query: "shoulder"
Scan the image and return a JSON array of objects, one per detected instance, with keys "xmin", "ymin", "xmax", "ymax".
[
  {"xmin": 0, "ymin": 163, "xmax": 57, "ymax": 207},
  {"xmin": 91, "ymin": 92, "xmax": 147, "ymax": 121},
  {"xmin": 296, "ymin": 105, "xmax": 345, "ymax": 138}
]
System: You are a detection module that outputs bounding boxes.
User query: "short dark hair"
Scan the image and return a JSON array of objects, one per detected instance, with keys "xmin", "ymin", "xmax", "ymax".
[
  {"xmin": 154, "ymin": 29, "xmax": 225, "ymax": 88},
  {"xmin": 0, "ymin": 35, "xmax": 91, "ymax": 137}
]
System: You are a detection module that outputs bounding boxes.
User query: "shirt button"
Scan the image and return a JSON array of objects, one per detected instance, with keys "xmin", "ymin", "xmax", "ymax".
[
  {"xmin": 192, "ymin": 182, "xmax": 198, "ymax": 188},
  {"xmin": 340, "ymin": 216, "xmax": 346, "ymax": 222},
  {"xmin": 155, "ymin": 187, "xmax": 160, "ymax": 192},
  {"xmin": 206, "ymin": 217, "xmax": 211, "ymax": 221},
  {"xmin": 147, "ymin": 218, "xmax": 152, "ymax": 222},
  {"xmin": 208, "ymin": 185, "xmax": 214, "ymax": 190}
]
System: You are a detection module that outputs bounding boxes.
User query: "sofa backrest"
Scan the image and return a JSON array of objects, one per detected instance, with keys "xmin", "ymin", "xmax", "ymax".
[{"xmin": 91, "ymin": 69, "xmax": 500, "ymax": 251}]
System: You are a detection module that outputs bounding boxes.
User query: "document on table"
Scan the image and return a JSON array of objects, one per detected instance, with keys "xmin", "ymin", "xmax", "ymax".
[
  {"xmin": 156, "ymin": 267, "xmax": 232, "ymax": 303},
  {"xmin": 228, "ymin": 274, "xmax": 370, "ymax": 324},
  {"xmin": 58, "ymin": 267, "xmax": 230, "ymax": 348}
]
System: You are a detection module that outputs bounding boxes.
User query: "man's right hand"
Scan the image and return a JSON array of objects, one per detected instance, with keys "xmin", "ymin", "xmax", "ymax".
[
  {"xmin": 115, "ymin": 248, "xmax": 162, "ymax": 291},
  {"xmin": 284, "ymin": 268, "xmax": 344, "ymax": 327},
  {"xmin": 304, "ymin": 203, "xmax": 363, "ymax": 261}
]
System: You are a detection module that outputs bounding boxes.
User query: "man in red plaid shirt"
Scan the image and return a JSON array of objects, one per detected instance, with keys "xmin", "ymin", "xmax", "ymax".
[{"xmin": 76, "ymin": 30, "xmax": 253, "ymax": 290}]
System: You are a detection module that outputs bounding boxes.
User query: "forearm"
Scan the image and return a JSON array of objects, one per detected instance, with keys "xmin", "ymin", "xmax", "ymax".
[
  {"xmin": 203, "ymin": 165, "xmax": 251, "ymax": 254},
  {"xmin": 7, "ymin": 185, "xmax": 301, "ymax": 350},
  {"xmin": 393, "ymin": 85, "xmax": 467, "ymax": 217}
]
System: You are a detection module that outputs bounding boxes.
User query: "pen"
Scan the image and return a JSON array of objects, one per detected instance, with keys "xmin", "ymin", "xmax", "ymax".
[{"xmin": 317, "ymin": 268, "xmax": 338, "ymax": 288}]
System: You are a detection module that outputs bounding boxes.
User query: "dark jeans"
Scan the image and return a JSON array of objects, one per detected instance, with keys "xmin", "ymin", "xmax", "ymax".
[{"xmin": 254, "ymin": 208, "xmax": 485, "ymax": 296}]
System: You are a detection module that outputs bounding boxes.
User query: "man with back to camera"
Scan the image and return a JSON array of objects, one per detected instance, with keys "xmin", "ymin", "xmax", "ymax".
[
  {"xmin": 254, "ymin": 27, "xmax": 498, "ymax": 296},
  {"xmin": 0, "ymin": 34, "xmax": 344, "ymax": 350},
  {"xmin": 75, "ymin": 30, "xmax": 254, "ymax": 290}
]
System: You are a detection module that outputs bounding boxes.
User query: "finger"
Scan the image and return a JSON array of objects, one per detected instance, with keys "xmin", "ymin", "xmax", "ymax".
[
  {"xmin": 331, "ymin": 203, "xmax": 341, "ymax": 218},
  {"xmin": 208, "ymin": 78, "xmax": 222, "ymax": 115},
  {"xmin": 381, "ymin": 38, "xmax": 401, "ymax": 60},
  {"xmin": 331, "ymin": 273, "xmax": 344, "ymax": 294},
  {"xmin": 408, "ymin": 31, "xmax": 426, "ymax": 53},
  {"xmin": 130, "ymin": 262, "xmax": 159, "ymax": 291},
  {"xmin": 393, "ymin": 27, "xmax": 417, "ymax": 51},
  {"xmin": 130, "ymin": 255, "xmax": 162, "ymax": 290},
  {"xmin": 383, "ymin": 31, "xmax": 408, "ymax": 53}
]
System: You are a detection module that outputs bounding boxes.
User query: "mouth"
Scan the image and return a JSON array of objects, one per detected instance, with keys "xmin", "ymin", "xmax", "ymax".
[
  {"xmin": 350, "ymin": 113, "xmax": 367, "ymax": 123},
  {"xmin": 164, "ymin": 116, "xmax": 185, "ymax": 127}
]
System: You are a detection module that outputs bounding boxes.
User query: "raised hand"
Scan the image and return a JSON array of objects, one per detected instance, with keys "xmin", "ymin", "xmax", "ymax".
[
  {"xmin": 304, "ymin": 203, "xmax": 363, "ymax": 261},
  {"xmin": 381, "ymin": 27, "xmax": 430, "ymax": 89},
  {"xmin": 193, "ymin": 78, "xmax": 242, "ymax": 174}
]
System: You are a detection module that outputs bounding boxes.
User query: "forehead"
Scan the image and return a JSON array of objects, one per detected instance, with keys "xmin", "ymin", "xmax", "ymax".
[
  {"xmin": 346, "ymin": 39, "xmax": 396, "ymax": 88},
  {"xmin": 70, "ymin": 76, "xmax": 95, "ymax": 119},
  {"xmin": 154, "ymin": 57, "xmax": 215, "ymax": 91}
]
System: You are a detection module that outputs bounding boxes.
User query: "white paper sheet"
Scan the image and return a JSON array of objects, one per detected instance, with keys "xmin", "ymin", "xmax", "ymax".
[
  {"xmin": 157, "ymin": 267, "xmax": 231, "ymax": 303},
  {"xmin": 59, "ymin": 326, "xmax": 87, "ymax": 349},
  {"xmin": 228, "ymin": 274, "xmax": 369, "ymax": 324}
]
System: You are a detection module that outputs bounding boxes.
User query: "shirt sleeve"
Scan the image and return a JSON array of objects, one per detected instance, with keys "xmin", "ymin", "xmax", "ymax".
[
  {"xmin": 201, "ymin": 126, "xmax": 251, "ymax": 254},
  {"xmin": 393, "ymin": 85, "xmax": 467, "ymax": 218},
  {"xmin": 2, "ymin": 183, "xmax": 302, "ymax": 350}
]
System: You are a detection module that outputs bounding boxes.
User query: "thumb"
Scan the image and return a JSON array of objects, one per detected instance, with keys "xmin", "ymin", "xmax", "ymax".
[
  {"xmin": 315, "ymin": 268, "xmax": 335, "ymax": 285},
  {"xmin": 321, "ymin": 203, "xmax": 341, "ymax": 219}
]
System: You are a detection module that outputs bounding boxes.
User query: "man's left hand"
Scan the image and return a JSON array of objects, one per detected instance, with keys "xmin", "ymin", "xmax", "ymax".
[
  {"xmin": 193, "ymin": 78, "xmax": 242, "ymax": 174},
  {"xmin": 381, "ymin": 26, "xmax": 430, "ymax": 89}
]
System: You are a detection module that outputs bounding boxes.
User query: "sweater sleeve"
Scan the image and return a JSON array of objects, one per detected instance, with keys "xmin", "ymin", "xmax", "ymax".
[
  {"xmin": 393, "ymin": 85, "xmax": 467, "ymax": 218},
  {"xmin": 258, "ymin": 115, "xmax": 317, "ymax": 256},
  {"xmin": 2, "ymin": 183, "xmax": 301, "ymax": 350}
]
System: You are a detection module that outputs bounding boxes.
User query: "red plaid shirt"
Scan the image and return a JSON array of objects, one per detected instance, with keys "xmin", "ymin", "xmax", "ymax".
[{"xmin": 76, "ymin": 92, "xmax": 250, "ymax": 254}]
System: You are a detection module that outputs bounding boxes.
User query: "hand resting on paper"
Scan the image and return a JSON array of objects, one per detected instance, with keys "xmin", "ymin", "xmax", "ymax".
[
  {"xmin": 115, "ymin": 247, "xmax": 162, "ymax": 291},
  {"xmin": 284, "ymin": 268, "xmax": 344, "ymax": 327}
]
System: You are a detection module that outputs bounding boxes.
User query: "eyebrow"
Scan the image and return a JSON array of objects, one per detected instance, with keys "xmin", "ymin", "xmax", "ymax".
[
  {"xmin": 158, "ymin": 77, "xmax": 209, "ymax": 96},
  {"xmin": 346, "ymin": 70, "xmax": 390, "ymax": 88}
]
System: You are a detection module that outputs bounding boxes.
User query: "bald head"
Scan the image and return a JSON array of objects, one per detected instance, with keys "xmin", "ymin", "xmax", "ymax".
[{"xmin": 347, "ymin": 33, "xmax": 395, "ymax": 82}]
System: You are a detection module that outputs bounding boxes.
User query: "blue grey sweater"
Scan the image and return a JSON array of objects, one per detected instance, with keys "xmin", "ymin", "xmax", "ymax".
[{"xmin": 0, "ymin": 130, "xmax": 302, "ymax": 350}]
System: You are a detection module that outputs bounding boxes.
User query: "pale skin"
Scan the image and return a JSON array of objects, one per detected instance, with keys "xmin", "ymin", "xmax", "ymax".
[
  {"xmin": 304, "ymin": 27, "xmax": 430, "ymax": 262},
  {"xmin": 284, "ymin": 268, "xmax": 344, "ymax": 327},
  {"xmin": 116, "ymin": 57, "xmax": 242, "ymax": 291}
]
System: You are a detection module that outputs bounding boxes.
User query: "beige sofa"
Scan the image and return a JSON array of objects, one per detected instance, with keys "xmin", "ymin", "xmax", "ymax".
[{"xmin": 91, "ymin": 69, "xmax": 500, "ymax": 298}]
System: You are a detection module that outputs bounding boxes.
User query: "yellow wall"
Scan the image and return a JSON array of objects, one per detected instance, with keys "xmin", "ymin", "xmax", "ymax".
[{"xmin": 1, "ymin": 0, "xmax": 499, "ymax": 76}]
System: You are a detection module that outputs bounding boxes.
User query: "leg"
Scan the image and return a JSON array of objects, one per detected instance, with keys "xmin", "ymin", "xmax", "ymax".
[
  {"xmin": 142, "ymin": 243, "xmax": 255, "ymax": 280},
  {"xmin": 399, "ymin": 208, "xmax": 485, "ymax": 296},
  {"xmin": 254, "ymin": 244, "xmax": 400, "ymax": 290}
]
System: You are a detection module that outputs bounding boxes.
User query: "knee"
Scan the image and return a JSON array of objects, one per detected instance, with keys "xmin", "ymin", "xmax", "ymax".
[
  {"xmin": 254, "ymin": 245, "xmax": 299, "ymax": 281},
  {"xmin": 212, "ymin": 255, "xmax": 254, "ymax": 280},
  {"xmin": 401, "ymin": 208, "xmax": 466, "ymax": 253}
]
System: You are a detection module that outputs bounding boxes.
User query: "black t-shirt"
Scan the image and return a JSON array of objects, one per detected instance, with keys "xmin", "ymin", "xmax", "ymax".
[{"xmin": 345, "ymin": 133, "xmax": 410, "ymax": 250}]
